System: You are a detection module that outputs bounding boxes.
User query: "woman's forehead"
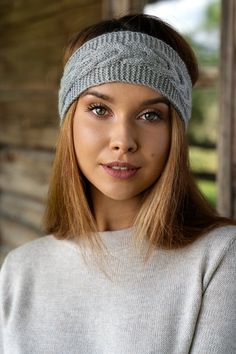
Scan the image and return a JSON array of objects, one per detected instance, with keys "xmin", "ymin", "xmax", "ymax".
[{"xmin": 80, "ymin": 82, "xmax": 165, "ymax": 100}]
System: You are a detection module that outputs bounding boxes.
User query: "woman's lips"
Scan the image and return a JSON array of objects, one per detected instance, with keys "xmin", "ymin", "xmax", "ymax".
[{"xmin": 101, "ymin": 162, "xmax": 140, "ymax": 179}]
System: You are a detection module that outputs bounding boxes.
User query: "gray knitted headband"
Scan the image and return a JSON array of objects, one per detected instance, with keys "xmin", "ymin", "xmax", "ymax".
[{"xmin": 59, "ymin": 31, "xmax": 192, "ymax": 126}]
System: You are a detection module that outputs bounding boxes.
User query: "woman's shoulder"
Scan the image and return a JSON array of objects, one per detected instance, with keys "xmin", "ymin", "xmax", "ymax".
[
  {"xmin": 195, "ymin": 224, "xmax": 236, "ymax": 250},
  {"xmin": 182, "ymin": 224, "xmax": 236, "ymax": 275},
  {"xmin": 3, "ymin": 235, "xmax": 56, "ymax": 260},
  {"xmin": 0, "ymin": 235, "xmax": 76, "ymax": 275}
]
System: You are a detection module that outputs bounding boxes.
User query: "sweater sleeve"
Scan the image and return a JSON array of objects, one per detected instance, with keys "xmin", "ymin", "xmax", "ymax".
[
  {"xmin": 0, "ymin": 258, "xmax": 6, "ymax": 353},
  {"xmin": 190, "ymin": 238, "xmax": 236, "ymax": 353},
  {"xmin": 0, "ymin": 253, "xmax": 13, "ymax": 354},
  {"xmin": 0, "ymin": 286, "xmax": 3, "ymax": 354}
]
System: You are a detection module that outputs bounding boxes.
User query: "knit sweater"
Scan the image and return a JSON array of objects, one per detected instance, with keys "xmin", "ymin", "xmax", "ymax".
[{"xmin": 0, "ymin": 225, "xmax": 236, "ymax": 354}]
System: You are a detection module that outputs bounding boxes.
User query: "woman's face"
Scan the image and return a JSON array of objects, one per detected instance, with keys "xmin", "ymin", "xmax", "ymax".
[{"xmin": 73, "ymin": 82, "xmax": 171, "ymax": 208}]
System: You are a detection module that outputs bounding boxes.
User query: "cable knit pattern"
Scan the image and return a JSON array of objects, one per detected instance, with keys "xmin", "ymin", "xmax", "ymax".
[{"xmin": 58, "ymin": 31, "xmax": 192, "ymax": 126}]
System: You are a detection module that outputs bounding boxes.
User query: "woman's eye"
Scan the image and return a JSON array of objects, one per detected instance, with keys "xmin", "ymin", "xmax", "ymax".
[
  {"xmin": 140, "ymin": 111, "xmax": 162, "ymax": 121},
  {"xmin": 88, "ymin": 105, "xmax": 107, "ymax": 116}
]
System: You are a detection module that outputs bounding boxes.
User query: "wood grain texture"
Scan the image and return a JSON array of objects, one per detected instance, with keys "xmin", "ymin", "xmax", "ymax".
[
  {"xmin": 0, "ymin": 147, "xmax": 54, "ymax": 201},
  {"xmin": 0, "ymin": 191, "xmax": 45, "ymax": 231},
  {"xmin": 0, "ymin": 0, "xmax": 104, "ymax": 256},
  {"xmin": 217, "ymin": 0, "xmax": 236, "ymax": 218},
  {"xmin": 0, "ymin": 217, "xmax": 43, "ymax": 249},
  {"xmin": 0, "ymin": 89, "xmax": 58, "ymax": 148},
  {"xmin": 0, "ymin": 2, "xmax": 102, "ymax": 88},
  {"xmin": 103, "ymin": 0, "xmax": 146, "ymax": 18}
]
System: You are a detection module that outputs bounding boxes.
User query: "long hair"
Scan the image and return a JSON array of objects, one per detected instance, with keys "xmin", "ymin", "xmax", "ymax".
[{"xmin": 44, "ymin": 14, "xmax": 236, "ymax": 265}]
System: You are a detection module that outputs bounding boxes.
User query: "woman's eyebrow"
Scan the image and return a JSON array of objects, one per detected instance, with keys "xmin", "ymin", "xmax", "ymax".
[
  {"xmin": 81, "ymin": 89, "xmax": 170, "ymax": 106},
  {"xmin": 80, "ymin": 90, "xmax": 112, "ymax": 101},
  {"xmin": 141, "ymin": 97, "xmax": 170, "ymax": 106}
]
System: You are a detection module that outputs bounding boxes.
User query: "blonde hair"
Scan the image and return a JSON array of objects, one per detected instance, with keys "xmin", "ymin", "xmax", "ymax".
[
  {"xmin": 44, "ymin": 104, "xmax": 234, "ymax": 268},
  {"xmin": 44, "ymin": 14, "xmax": 236, "ymax": 273}
]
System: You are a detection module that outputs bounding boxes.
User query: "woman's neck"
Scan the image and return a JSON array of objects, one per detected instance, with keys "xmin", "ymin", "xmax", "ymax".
[{"xmin": 92, "ymin": 195, "xmax": 141, "ymax": 232}]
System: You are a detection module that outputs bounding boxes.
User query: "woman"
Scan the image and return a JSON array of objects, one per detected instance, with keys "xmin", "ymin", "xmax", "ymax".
[{"xmin": 1, "ymin": 13, "xmax": 236, "ymax": 354}]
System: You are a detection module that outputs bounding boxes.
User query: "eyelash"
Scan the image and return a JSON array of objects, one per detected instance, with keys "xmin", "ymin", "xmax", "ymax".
[
  {"xmin": 87, "ymin": 103, "xmax": 109, "ymax": 117},
  {"xmin": 86, "ymin": 103, "xmax": 164, "ymax": 122}
]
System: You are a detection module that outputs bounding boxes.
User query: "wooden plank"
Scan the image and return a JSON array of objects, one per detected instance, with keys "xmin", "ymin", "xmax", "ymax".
[
  {"xmin": 0, "ymin": 0, "xmax": 100, "ymax": 27},
  {"xmin": 0, "ymin": 90, "xmax": 58, "ymax": 149},
  {"xmin": 0, "ymin": 192, "xmax": 45, "ymax": 231},
  {"xmin": 103, "ymin": 0, "xmax": 146, "ymax": 18},
  {"xmin": 217, "ymin": 0, "xmax": 236, "ymax": 218},
  {"xmin": 0, "ymin": 217, "xmax": 42, "ymax": 249},
  {"xmin": 0, "ymin": 36, "xmax": 63, "ymax": 90},
  {"xmin": 0, "ymin": 147, "xmax": 54, "ymax": 201},
  {"xmin": 0, "ymin": 0, "xmax": 104, "ymax": 261},
  {"xmin": 0, "ymin": 2, "xmax": 103, "ymax": 87},
  {"xmin": 9, "ymin": 7, "xmax": 98, "ymax": 33}
]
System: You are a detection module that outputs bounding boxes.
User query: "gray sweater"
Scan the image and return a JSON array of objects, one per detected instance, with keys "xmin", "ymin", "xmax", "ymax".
[{"xmin": 0, "ymin": 225, "xmax": 236, "ymax": 354}]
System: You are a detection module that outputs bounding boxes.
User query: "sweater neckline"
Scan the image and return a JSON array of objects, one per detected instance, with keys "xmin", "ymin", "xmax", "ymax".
[
  {"xmin": 98, "ymin": 227, "xmax": 135, "ymax": 250},
  {"xmin": 61, "ymin": 227, "xmax": 136, "ymax": 254}
]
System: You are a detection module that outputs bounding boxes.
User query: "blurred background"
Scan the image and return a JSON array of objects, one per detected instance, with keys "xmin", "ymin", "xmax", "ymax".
[
  {"xmin": 0, "ymin": 0, "xmax": 235, "ymax": 264},
  {"xmin": 145, "ymin": 0, "xmax": 220, "ymax": 207}
]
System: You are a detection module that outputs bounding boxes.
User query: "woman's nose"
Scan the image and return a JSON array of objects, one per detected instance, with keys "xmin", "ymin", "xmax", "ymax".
[{"xmin": 109, "ymin": 120, "xmax": 138, "ymax": 153}]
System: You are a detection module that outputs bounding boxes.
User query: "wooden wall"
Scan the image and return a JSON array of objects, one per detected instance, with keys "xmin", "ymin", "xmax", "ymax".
[
  {"xmin": 2, "ymin": 0, "xmax": 234, "ymax": 265},
  {"xmin": 0, "ymin": 0, "xmax": 104, "ymax": 263},
  {"xmin": 217, "ymin": 0, "xmax": 236, "ymax": 219},
  {"xmin": 103, "ymin": 0, "xmax": 146, "ymax": 17}
]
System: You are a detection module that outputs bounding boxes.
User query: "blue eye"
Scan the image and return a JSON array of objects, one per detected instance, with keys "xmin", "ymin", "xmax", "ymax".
[{"xmin": 140, "ymin": 111, "xmax": 162, "ymax": 121}]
